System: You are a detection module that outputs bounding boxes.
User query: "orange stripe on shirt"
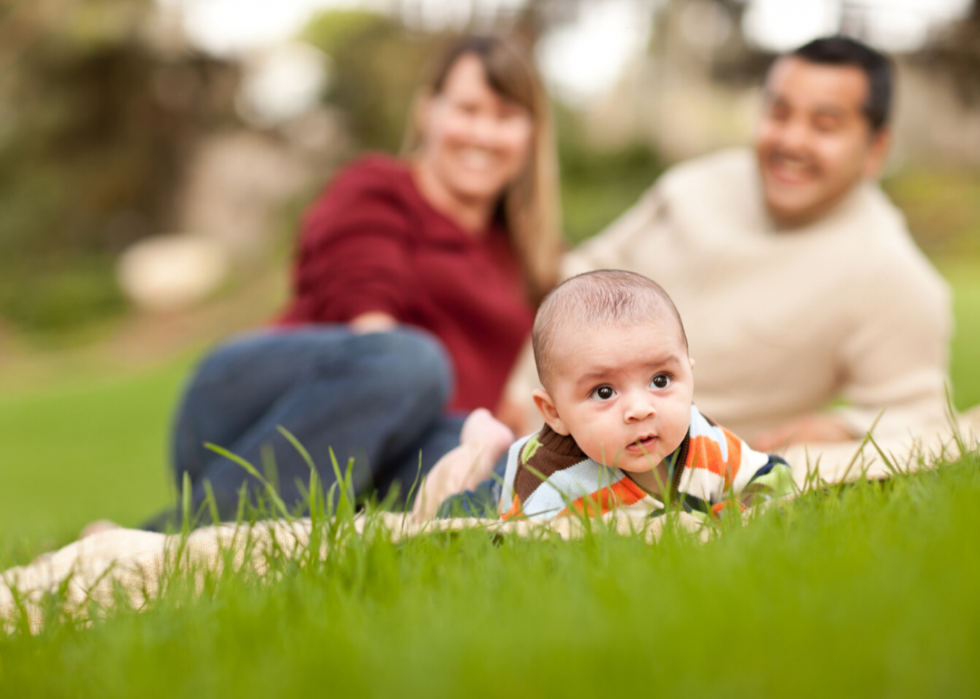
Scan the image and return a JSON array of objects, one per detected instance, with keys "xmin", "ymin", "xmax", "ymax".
[
  {"xmin": 561, "ymin": 477, "xmax": 648, "ymax": 517},
  {"xmin": 501, "ymin": 494, "xmax": 524, "ymax": 520},
  {"xmin": 711, "ymin": 500, "xmax": 746, "ymax": 518},
  {"xmin": 687, "ymin": 435, "xmax": 727, "ymax": 477}
]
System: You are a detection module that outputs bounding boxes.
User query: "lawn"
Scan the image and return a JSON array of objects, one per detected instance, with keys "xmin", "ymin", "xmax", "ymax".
[
  {"xmin": 0, "ymin": 455, "xmax": 978, "ymax": 697},
  {"xmin": 0, "ymin": 259, "xmax": 977, "ymax": 696},
  {"xmin": 0, "ymin": 359, "xmax": 190, "ymax": 561},
  {"xmin": 943, "ymin": 259, "xmax": 980, "ymax": 410}
]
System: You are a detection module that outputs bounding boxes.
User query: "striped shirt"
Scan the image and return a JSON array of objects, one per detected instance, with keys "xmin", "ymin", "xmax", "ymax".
[{"xmin": 500, "ymin": 405, "xmax": 793, "ymax": 521}]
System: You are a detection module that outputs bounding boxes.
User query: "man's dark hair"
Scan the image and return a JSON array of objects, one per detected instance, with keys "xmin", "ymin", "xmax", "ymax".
[{"xmin": 791, "ymin": 36, "xmax": 893, "ymax": 132}]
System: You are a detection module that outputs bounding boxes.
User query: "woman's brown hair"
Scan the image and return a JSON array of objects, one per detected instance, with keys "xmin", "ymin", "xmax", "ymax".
[{"xmin": 402, "ymin": 34, "xmax": 562, "ymax": 304}]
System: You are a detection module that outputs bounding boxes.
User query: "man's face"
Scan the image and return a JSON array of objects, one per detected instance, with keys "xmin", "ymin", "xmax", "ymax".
[
  {"xmin": 755, "ymin": 56, "xmax": 890, "ymax": 227},
  {"xmin": 533, "ymin": 317, "xmax": 695, "ymax": 475}
]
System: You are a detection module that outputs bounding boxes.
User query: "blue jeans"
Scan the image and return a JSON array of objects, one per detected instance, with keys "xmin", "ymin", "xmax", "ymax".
[{"xmin": 153, "ymin": 326, "xmax": 463, "ymax": 528}]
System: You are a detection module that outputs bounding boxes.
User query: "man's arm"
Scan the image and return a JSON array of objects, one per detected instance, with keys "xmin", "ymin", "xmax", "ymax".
[
  {"xmin": 754, "ymin": 251, "xmax": 952, "ymax": 450},
  {"xmin": 833, "ymin": 255, "xmax": 952, "ymax": 439}
]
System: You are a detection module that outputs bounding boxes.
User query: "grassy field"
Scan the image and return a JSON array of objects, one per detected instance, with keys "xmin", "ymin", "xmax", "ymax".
[
  {"xmin": 0, "ymin": 359, "xmax": 190, "ymax": 561},
  {"xmin": 943, "ymin": 259, "xmax": 980, "ymax": 410},
  {"xmin": 0, "ymin": 455, "xmax": 978, "ymax": 697},
  {"xmin": 0, "ymin": 260, "xmax": 977, "ymax": 695}
]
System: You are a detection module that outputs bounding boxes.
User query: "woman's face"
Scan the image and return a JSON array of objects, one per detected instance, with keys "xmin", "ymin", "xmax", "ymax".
[{"xmin": 420, "ymin": 53, "xmax": 534, "ymax": 208}]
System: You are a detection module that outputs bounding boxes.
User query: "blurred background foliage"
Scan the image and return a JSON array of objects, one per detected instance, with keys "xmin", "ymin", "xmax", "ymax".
[
  {"xmin": 882, "ymin": 173, "xmax": 980, "ymax": 259},
  {"xmin": 301, "ymin": 10, "xmax": 430, "ymax": 153},
  {"xmin": 0, "ymin": 0, "xmax": 238, "ymax": 335},
  {"xmin": 554, "ymin": 107, "xmax": 663, "ymax": 246},
  {"xmin": 0, "ymin": 0, "xmax": 978, "ymax": 340}
]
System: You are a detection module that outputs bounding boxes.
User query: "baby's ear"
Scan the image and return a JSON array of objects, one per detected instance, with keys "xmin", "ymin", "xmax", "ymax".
[
  {"xmin": 689, "ymin": 356, "xmax": 695, "ymax": 371},
  {"xmin": 532, "ymin": 389, "xmax": 570, "ymax": 435}
]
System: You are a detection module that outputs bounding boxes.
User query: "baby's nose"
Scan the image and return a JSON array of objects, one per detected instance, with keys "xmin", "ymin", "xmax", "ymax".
[{"xmin": 623, "ymin": 394, "xmax": 656, "ymax": 422}]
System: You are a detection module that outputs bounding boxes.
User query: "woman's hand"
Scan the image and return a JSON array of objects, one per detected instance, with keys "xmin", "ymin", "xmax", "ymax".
[{"xmin": 350, "ymin": 312, "xmax": 398, "ymax": 334}]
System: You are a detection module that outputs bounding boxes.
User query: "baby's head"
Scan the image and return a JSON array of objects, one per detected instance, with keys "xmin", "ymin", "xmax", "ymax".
[{"xmin": 531, "ymin": 270, "xmax": 695, "ymax": 473}]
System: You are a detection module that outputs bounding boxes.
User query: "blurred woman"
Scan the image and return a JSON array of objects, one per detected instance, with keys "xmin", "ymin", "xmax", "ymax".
[{"xmin": 155, "ymin": 34, "xmax": 562, "ymax": 525}]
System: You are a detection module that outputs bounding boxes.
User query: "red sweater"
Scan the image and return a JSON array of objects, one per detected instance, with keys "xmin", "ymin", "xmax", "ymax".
[{"xmin": 278, "ymin": 154, "xmax": 536, "ymax": 412}]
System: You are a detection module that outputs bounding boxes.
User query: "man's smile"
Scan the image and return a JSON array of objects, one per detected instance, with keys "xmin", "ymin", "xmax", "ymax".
[{"xmin": 764, "ymin": 148, "xmax": 824, "ymax": 186}]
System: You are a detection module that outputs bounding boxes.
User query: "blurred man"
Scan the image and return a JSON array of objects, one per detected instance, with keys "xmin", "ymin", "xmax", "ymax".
[{"xmin": 507, "ymin": 36, "xmax": 954, "ymax": 458}]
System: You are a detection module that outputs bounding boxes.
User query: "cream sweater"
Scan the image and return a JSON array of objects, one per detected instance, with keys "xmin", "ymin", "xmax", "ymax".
[{"xmin": 508, "ymin": 148, "xmax": 952, "ymax": 441}]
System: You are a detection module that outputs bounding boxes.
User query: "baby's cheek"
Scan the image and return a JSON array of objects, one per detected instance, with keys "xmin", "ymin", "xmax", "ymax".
[
  {"xmin": 590, "ymin": 440, "xmax": 614, "ymax": 466},
  {"xmin": 667, "ymin": 412, "xmax": 691, "ymax": 447},
  {"xmin": 589, "ymin": 436, "xmax": 620, "ymax": 467}
]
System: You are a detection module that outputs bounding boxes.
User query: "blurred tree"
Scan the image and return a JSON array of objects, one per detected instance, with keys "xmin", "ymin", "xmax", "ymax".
[
  {"xmin": 511, "ymin": 0, "xmax": 580, "ymax": 45},
  {"xmin": 0, "ymin": 0, "xmax": 239, "ymax": 332},
  {"xmin": 924, "ymin": 0, "xmax": 980, "ymax": 105},
  {"xmin": 302, "ymin": 10, "xmax": 436, "ymax": 153},
  {"xmin": 650, "ymin": 0, "xmax": 771, "ymax": 88}
]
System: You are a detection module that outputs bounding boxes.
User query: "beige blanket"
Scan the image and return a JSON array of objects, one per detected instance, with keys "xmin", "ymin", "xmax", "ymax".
[
  {"xmin": 0, "ymin": 513, "xmax": 709, "ymax": 633},
  {"xmin": 3, "ymin": 410, "xmax": 978, "ymax": 633}
]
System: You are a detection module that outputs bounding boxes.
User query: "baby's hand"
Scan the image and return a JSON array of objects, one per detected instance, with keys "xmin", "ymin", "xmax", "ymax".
[
  {"xmin": 460, "ymin": 408, "xmax": 515, "ymax": 457},
  {"xmin": 412, "ymin": 409, "xmax": 514, "ymax": 521}
]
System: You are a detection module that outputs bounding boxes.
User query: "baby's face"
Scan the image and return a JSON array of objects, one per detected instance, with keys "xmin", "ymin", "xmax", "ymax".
[{"xmin": 536, "ymin": 316, "xmax": 694, "ymax": 475}]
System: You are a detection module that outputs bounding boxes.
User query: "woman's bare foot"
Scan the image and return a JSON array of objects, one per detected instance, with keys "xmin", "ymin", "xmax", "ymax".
[{"xmin": 412, "ymin": 408, "xmax": 514, "ymax": 521}]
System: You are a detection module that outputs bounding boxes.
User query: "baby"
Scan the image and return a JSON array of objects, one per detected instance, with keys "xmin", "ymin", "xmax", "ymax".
[{"xmin": 413, "ymin": 270, "xmax": 794, "ymax": 521}]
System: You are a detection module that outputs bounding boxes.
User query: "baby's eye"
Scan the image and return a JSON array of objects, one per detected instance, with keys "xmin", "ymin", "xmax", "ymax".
[
  {"xmin": 590, "ymin": 385, "xmax": 616, "ymax": 401},
  {"xmin": 650, "ymin": 374, "xmax": 672, "ymax": 389}
]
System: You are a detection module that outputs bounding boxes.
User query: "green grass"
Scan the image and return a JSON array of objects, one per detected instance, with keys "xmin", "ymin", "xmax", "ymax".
[
  {"xmin": 940, "ymin": 259, "xmax": 980, "ymax": 411},
  {"xmin": 0, "ymin": 360, "xmax": 189, "ymax": 560},
  {"xmin": 0, "ymin": 456, "xmax": 978, "ymax": 697}
]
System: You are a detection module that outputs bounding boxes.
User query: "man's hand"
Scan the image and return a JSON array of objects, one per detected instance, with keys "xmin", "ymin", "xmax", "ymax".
[{"xmin": 749, "ymin": 413, "xmax": 855, "ymax": 453}]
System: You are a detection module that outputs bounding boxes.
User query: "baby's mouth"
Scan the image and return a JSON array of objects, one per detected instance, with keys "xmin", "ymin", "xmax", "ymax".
[{"xmin": 625, "ymin": 435, "xmax": 658, "ymax": 454}]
